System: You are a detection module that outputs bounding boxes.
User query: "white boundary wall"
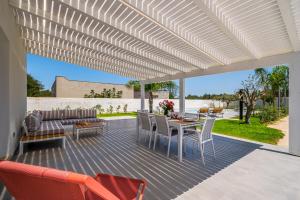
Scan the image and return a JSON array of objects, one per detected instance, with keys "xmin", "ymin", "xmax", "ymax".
[{"xmin": 27, "ymin": 97, "xmax": 222, "ymax": 113}]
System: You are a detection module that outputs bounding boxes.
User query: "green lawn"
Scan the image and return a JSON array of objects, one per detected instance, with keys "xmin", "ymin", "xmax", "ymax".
[
  {"xmin": 213, "ymin": 117, "xmax": 284, "ymax": 145},
  {"xmin": 97, "ymin": 112, "xmax": 137, "ymax": 118}
]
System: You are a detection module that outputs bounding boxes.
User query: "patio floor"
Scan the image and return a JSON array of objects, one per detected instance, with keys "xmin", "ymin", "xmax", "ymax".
[{"xmin": 1, "ymin": 119, "xmax": 300, "ymax": 200}]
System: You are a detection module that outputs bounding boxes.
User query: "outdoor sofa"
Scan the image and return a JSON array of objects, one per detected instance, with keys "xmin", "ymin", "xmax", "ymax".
[
  {"xmin": 0, "ymin": 161, "xmax": 147, "ymax": 200},
  {"xmin": 21, "ymin": 109, "xmax": 104, "ymax": 155}
]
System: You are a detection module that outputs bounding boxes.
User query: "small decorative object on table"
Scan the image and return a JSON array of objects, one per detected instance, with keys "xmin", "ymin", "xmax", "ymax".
[{"xmin": 159, "ymin": 100, "xmax": 174, "ymax": 116}]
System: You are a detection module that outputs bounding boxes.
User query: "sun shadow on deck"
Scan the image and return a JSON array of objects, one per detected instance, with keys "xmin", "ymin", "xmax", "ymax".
[{"xmin": 1, "ymin": 119, "xmax": 261, "ymax": 200}]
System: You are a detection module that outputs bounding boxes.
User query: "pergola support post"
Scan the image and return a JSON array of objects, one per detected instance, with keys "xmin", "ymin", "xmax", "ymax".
[
  {"xmin": 179, "ymin": 78, "xmax": 185, "ymax": 114},
  {"xmin": 140, "ymin": 82, "xmax": 145, "ymax": 111},
  {"xmin": 289, "ymin": 57, "xmax": 300, "ymax": 156}
]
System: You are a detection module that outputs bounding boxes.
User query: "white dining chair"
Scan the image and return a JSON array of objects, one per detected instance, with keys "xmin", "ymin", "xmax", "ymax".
[
  {"xmin": 139, "ymin": 112, "xmax": 155, "ymax": 148},
  {"xmin": 153, "ymin": 115, "xmax": 178, "ymax": 157},
  {"xmin": 184, "ymin": 117, "xmax": 216, "ymax": 165}
]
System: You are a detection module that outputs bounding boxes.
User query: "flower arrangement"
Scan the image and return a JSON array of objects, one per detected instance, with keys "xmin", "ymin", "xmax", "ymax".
[{"xmin": 159, "ymin": 100, "xmax": 174, "ymax": 116}]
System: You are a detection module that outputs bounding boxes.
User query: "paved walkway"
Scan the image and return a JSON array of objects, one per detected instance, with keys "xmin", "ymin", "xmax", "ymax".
[
  {"xmin": 268, "ymin": 116, "xmax": 289, "ymax": 147},
  {"xmin": 175, "ymin": 145, "xmax": 300, "ymax": 200}
]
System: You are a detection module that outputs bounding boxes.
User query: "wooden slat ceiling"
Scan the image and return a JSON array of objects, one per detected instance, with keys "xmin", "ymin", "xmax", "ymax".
[{"xmin": 10, "ymin": 0, "xmax": 300, "ymax": 80}]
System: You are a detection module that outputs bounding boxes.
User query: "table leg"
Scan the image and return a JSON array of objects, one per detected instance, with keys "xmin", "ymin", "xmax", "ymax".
[
  {"xmin": 178, "ymin": 126, "xmax": 183, "ymax": 162},
  {"xmin": 136, "ymin": 116, "xmax": 140, "ymax": 143}
]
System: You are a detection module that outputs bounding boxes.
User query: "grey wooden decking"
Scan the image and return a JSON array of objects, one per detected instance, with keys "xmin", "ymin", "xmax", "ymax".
[{"xmin": 1, "ymin": 119, "xmax": 261, "ymax": 200}]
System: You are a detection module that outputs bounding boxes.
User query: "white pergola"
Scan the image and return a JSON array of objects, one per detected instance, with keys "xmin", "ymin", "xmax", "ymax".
[{"xmin": 8, "ymin": 0, "xmax": 300, "ymax": 155}]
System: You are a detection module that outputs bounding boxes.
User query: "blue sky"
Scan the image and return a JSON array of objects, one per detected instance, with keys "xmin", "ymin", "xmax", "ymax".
[{"xmin": 27, "ymin": 54, "xmax": 261, "ymax": 95}]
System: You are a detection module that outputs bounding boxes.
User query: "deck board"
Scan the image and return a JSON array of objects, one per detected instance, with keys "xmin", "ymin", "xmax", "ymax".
[{"xmin": 0, "ymin": 119, "xmax": 260, "ymax": 200}]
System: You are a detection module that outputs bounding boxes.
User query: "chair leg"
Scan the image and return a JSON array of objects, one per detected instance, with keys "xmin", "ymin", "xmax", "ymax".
[
  {"xmin": 192, "ymin": 141, "xmax": 195, "ymax": 154},
  {"xmin": 200, "ymin": 143, "xmax": 205, "ymax": 165},
  {"xmin": 62, "ymin": 137, "xmax": 66, "ymax": 149},
  {"xmin": 211, "ymin": 139, "xmax": 216, "ymax": 158},
  {"xmin": 167, "ymin": 136, "xmax": 171, "ymax": 157},
  {"xmin": 183, "ymin": 140, "xmax": 186, "ymax": 155},
  {"xmin": 148, "ymin": 133, "xmax": 152, "ymax": 149},
  {"xmin": 19, "ymin": 142, "xmax": 24, "ymax": 156},
  {"xmin": 153, "ymin": 133, "xmax": 157, "ymax": 150},
  {"xmin": 144, "ymin": 130, "xmax": 147, "ymax": 143}
]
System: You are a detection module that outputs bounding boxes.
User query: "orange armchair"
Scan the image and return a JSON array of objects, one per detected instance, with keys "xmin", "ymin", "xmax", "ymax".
[{"xmin": 0, "ymin": 161, "xmax": 147, "ymax": 200}]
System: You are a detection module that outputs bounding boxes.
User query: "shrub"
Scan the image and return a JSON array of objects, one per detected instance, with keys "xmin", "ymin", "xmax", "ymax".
[
  {"xmin": 256, "ymin": 106, "xmax": 288, "ymax": 123},
  {"xmin": 65, "ymin": 105, "xmax": 71, "ymax": 110},
  {"xmin": 94, "ymin": 104, "xmax": 104, "ymax": 114},
  {"xmin": 107, "ymin": 105, "xmax": 113, "ymax": 114},
  {"xmin": 123, "ymin": 104, "xmax": 128, "ymax": 113},
  {"xmin": 116, "ymin": 105, "xmax": 121, "ymax": 113}
]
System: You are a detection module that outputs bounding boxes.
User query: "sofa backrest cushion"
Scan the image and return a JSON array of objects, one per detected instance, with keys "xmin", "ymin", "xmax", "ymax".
[
  {"xmin": 0, "ymin": 161, "xmax": 119, "ymax": 200},
  {"xmin": 80, "ymin": 109, "xmax": 97, "ymax": 118},
  {"xmin": 32, "ymin": 110, "xmax": 43, "ymax": 121},
  {"xmin": 25, "ymin": 114, "xmax": 41, "ymax": 133},
  {"xmin": 63, "ymin": 109, "xmax": 80, "ymax": 119},
  {"xmin": 40, "ymin": 110, "xmax": 63, "ymax": 121}
]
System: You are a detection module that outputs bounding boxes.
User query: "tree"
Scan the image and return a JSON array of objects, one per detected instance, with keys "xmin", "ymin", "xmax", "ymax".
[
  {"xmin": 239, "ymin": 75, "xmax": 262, "ymax": 124},
  {"xmin": 126, "ymin": 80, "xmax": 178, "ymax": 112},
  {"xmin": 254, "ymin": 68, "xmax": 270, "ymax": 106},
  {"xmin": 27, "ymin": 74, "xmax": 52, "ymax": 97},
  {"xmin": 84, "ymin": 88, "xmax": 123, "ymax": 98},
  {"xmin": 269, "ymin": 66, "xmax": 289, "ymax": 107},
  {"xmin": 221, "ymin": 93, "xmax": 238, "ymax": 108}
]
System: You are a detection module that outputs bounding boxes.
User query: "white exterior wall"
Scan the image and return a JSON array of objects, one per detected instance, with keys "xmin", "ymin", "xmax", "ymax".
[
  {"xmin": 0, "ymin": 0, "xmax": 26, "ymax": 158},
  {"xmin": 27, "ymin": 97, "xmax": 220, "ymax": 113}
]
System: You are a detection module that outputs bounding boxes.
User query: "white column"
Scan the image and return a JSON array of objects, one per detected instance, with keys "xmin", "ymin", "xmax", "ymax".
[
  {"xmin": 179, "ymin": 78, "xmax": 185, "ymax": 114},
  {"xmin": 140, "ymin": 82, "xmax": 145, "ymax": 111},
  {"xmin": 289, "ymin": 57, "xmax": 300, "ymax": 156}
]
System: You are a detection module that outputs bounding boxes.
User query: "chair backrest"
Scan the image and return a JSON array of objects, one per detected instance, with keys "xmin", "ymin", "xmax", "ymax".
[
  {"xmin": 140, "ymin": 112, "xmax": 152, "ymax": 131},
  {"xmin": 154, "ymin": 115, "xmax": 170, "ymax": 136},
  {"xmin": 200, "ymin": 118, "xmax": 216, "ymax": 141},
  {"xmin": 199, "ymin": 108, "xmax": 209, "ymax": 113},
  {"xmin": 0, "ymin": 161, "xmax": 119, "ymax": 200}
]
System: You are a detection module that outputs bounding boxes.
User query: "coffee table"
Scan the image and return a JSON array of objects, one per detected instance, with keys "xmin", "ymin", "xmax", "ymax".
[{"xmin": 73, "ymin": 121, "xmax": 107, "ymax": 140}]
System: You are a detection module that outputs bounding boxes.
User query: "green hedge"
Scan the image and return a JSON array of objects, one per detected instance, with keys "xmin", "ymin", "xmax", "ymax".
[{"xmin": 255, "ymin": 106, "xmax": 288, "ymax": 123}]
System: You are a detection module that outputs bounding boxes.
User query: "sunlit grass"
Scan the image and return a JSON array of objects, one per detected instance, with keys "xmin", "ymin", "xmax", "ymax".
[{"xmin": 213, "ymin": 117, "xmax": 284, "ymax": 144}]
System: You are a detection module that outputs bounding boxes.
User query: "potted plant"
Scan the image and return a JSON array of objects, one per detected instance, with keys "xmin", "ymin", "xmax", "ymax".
[{"xmin": 159, "ymin": 100, "xmax": 174, "ymax": 116}]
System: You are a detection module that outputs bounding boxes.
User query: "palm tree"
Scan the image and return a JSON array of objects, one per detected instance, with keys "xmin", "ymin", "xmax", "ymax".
[
  {"xmin": 254, "ymin": 68, "xmax": 269, "ymax": 106},
  {"xmin": 269, "ymin": 66, "xmax": 289, "ymax": 108},
  {"xmin": 127, "ymin": 80, "xmax": 178, "ymax": 112}
]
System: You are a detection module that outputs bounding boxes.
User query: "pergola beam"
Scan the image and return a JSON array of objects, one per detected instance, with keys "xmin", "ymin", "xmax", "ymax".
[
  {"xmin": 194, "ymin": 0, "xmax": 260, "ymax": 59},
  {"xmin": 143, "ymin": 51, "xmax": 300, "ymax": 83},
  {"xmin": 278, "ymin": 0, "xmax": 300, "ymax": 51},
  {"xmin": 27, "ymin": 47, "xmax": 147, "ymax": 79},
  {"xmin": 120, "ymin": 0, "xmax": 229, "ymax": 65},
  {"xmin": 49, "ymin": 0, "xmax": 206, "ymax": 70},
  {"xmin": 24, "ymin": 39, "xmax": 160, "ymax": 78},
  {"xmin": 19, "ymin": 25, "xmax": 167, "ymax": 77},
  {"xmin": 10, "ymin": 0, "xmax": 190, "ymax": 77}
]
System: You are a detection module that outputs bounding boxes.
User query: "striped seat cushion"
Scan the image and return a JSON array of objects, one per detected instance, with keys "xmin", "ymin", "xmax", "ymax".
[
  {"xmin": 25, "ymin": 114, "xmax": 41, "ymax": 133},
  {"xmin": 80, "ymin": 109, "xmax": 96, "ymax": 118},
  {"xmin": 61, "ymin": 118, "xmax": 104, "ymax": 125},
  {"xmin": 27, "ymin": 121, "xmax": 64, "ymax": 136},
  {"xmin": 40, "ymin": 110, "xmax": 63, "ymax": 121},
  {"xmin": 63, "ymin": 109, "xmax": 80, "ymax": 119}
]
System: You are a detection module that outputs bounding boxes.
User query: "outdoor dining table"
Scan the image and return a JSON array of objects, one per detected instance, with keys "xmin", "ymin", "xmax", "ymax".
[
  {"xmin": 168, "ymin": 119, "xmax": 203, "ymax": 162},
  {"xmin": 136, "ymin": 113, "xmax": 202, "ymax": 162}
]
